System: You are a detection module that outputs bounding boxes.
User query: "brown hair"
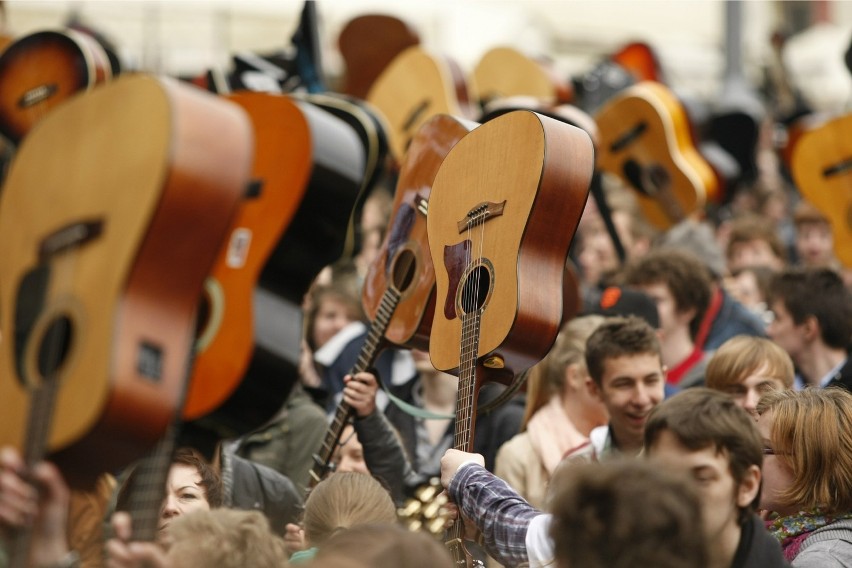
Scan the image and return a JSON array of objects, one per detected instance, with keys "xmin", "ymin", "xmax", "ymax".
[
  {"xmin": 314, "ymin": 523, "xmax": 453, "ymax": 567},
  {"xmin": 166, "ymin": 509, "xmax": 288, "ymax": 567},
  {"xmin": 644, "ymin": 388, "xmax": 763, "ymax": 523},
  {"xmin": 115, "ymin": 447, "xmax": 223, "ymax": 512},
  {"xmin": 705, "ymin": 335, "xmax": 795, "ymax": 392},
  {"xmin": 523, "ymin": 315, "xmax": 605, "ymax": 427},
  {"xmin": 725, "ymin": 215, "xmax": 787, "ymax": 264},
  {"xmin": 792, "ymin": 200, "xmax": 830, "ymax": 229},
  {"xmin": 304, "ymin": 281, "xmax": 365, "ymax": 351},
  {"xmin": 549, "ymin": 459, "xmax": 707, "ymax": 568},
  {"xmin": 756, "ymin": 388, "xmax": 852, "ymax": 513},
  {"xmin": 584, "ymin": 316, "xmax": 661, "ymax": 387},
  {"xmin": 621, "ymin": 248, "xmax": 712, "ymax": 338},
  {"xmin": 302, "ymin": 472, "xmax": 398, "ymax": 546}
]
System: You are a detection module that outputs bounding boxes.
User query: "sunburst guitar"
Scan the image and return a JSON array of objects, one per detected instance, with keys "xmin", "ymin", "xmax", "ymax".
[
  {"xmin": 0, "ymin": 73, "xmax": 251, "ymax": 491},
  {"xmin": 790, "ymin": 113, "xmax": 852, "ymax": 266},
  {"xmin": 427, "ymin": 110, "xmax": 593, "ymax": 566},
  {"xmin": 595, "ymin": 80, "xmax": 717, "ymax": 230},
  {"xmin": 0, "ymin": 28, "xmax": 112, "ymax": 144}
]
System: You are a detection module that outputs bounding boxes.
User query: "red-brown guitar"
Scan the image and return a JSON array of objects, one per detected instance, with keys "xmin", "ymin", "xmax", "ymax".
[
  {"xmin": 427, "ymin": 110, "xmax": 593, "ymax": 566},
  {"xmin": 307, "ymin": 113, "xmax": 476, "ymax": 489}
]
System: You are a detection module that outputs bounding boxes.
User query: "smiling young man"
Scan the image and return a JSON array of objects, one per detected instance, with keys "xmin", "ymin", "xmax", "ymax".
[
  {"xmin": 563, "ymin": 316, "xmax": 666, "ymax": 462},
  {"xmin": 440, "ymin": 388, "xmax": 788, "ymax": 568}
]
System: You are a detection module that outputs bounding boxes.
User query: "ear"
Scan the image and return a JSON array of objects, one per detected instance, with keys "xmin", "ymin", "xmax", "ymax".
[
  {"xmin": 801, "ymin": 315, "xmax": 821, "ymax": 342},
  {"xmin": 736, "ymin": 464, "xmax": 762, "ymax": 509},
  {"xmin": 587, "ymin": 378, "xmax": 602, "ymax": 401},
  {"xmin": 677, "ymin": 306, "xmax": 697, "ymax": 327},
  {"xmin": 564, "ymin": 363, "xmax": 583, "ymax": 391}
]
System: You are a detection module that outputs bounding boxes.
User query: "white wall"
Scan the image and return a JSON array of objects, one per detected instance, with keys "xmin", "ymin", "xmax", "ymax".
[{"xmin": 5, "ymin": 0, "xmax": 851, "ymax": 111}]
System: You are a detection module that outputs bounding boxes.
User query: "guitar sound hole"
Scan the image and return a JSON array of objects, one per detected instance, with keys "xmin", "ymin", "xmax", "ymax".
[
  {"xmin": 391, "ymin": 249, "xmax": 417, "ymax": 293},
  {"xmin": 460, "ymin": 265, "xmax": 491, "ymax": 314},
  {"xmin": 37, "ymin": 315, "xmax": 73, "ymax": 379},
  {"xmin": 196, "ymin": 288, "xmax": 212, "ymax": 338},
  {"xmin": 623, "ymin": 160, "xmax": 670, "ymax": 197}
]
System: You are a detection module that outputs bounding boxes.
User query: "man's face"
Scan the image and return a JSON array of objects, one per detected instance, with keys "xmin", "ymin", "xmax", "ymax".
[
  {"xmin": 649, "ymin": 430, "xmax": 754, "ymax": 547},
  {"xmin": 594, "ymin": 353, "xmax": 665, "ymax": 451},
  {"xmin": 728, "ymin": 239, "xmax": 784, "ymax": 273},
  {"xmin": 766, "ymin": 299, "xmax": 807, "ymax": 363},
  {"xmin": 719, "ymin": 365, "xmax": 788, "ymax": 420},
  {"xmin": 795, "ymin": 223, "xmax": 834, "ymax": 268}
]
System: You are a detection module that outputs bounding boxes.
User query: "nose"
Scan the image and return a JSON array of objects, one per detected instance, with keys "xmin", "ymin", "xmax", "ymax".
[
  {"xmin": 743, "ymin": 388, "xmax": 760, "ymax": 415},
  {"xmin": 161, "ymin": 494, "xmax": 180, "ymax": 519},
  {"xmin": 631, "ymin": 384, "xmax": 652, "ymax": 409}
]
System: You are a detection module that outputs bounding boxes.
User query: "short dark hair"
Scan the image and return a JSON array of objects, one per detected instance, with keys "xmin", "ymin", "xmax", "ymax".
[
  {"xmin": 621, "ymin": 248, "xmax": 713, "ymax": 337},
  {"xmin": 644, "ymin": 388, "xmax": 763, "ymax": 523},
  {"xmin": 769, "ymin": 267, "xmax": 852, "ymax": 350},
  {"xmin": 549, "ymin": 459, "xmax": 707, "ymax": 568},
  {"xmin": 585, "ymin": 316, "xmax": 661, "ymax": 386}
]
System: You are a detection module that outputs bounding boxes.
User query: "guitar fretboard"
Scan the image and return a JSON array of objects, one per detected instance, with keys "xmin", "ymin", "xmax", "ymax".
[{"xmin": 307, "ymin": 286, "xmax": 402, "ymax": 492}]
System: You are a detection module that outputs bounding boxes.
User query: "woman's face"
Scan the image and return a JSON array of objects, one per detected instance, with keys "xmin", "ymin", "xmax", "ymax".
[
  {"xmin": 158, "ymin": 464, "xmax": 211, "ymax": 537},
  {"xmin": 312, "ymin": 297, "xmax": 355, "ymax": 349},
  {"xmin": 756, "ymin": 411, "xmax": 797, "ymax": 516}
]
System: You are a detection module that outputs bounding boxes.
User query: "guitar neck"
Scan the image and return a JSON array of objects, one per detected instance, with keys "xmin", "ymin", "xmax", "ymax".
[
  {"xmin": 306, "ymin": 287, "xmax": 402, "ymax": 491},
  {"xmin": 445, "ymin": 308, "xmax": 484, "ymax": 568}
]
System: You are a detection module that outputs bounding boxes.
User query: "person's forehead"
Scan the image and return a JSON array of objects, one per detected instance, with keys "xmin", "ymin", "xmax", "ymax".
[
  {"xmin": 649, "ymin": 431, "xmax": 730, "ymax": 471},
  {"xmin": 602, "ymin": 353, "xmax": 662, "ymax": 375}
]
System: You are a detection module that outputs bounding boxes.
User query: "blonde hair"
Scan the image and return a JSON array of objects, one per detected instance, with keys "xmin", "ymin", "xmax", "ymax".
[
  {"xmin": 522, "ymin": 315, "xmax": 605, "ymax": 428},
  {"xmin": 756, "ymin": 388, "xmax": 852, "ymax": 513},
  {"xmin": 166, "ymin": 509, "xmax": 288, "ymax": 568},
  {"xmin": 705, "ymin": 336, "xmax": 795, "ymax": 391},
  {"xmin": 315, "ymin": 523, "xmax": 453, "ymax": 567},
  {"xmin": 303, "ymin": 472, "xmax": 398, "ymax": 546}
]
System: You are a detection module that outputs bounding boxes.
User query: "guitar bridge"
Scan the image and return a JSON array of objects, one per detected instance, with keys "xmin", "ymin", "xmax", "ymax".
[{"xmin": 456, "ymin": 201, "xmax": 506, "ymax": 233}]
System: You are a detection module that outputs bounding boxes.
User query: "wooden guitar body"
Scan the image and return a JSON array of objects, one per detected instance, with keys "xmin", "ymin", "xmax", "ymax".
[
  {"xmin": 362, "ymin": 114, "xmax": 477, "ymax": 351},
  {"xmin": 338, "ymin": 14, "xmax": 420, "ymax": 100},
  {"xmin": 472, "ymin": 46, "xmax": 573, "ymax": 107},
  {"xmin": 185, "ymin": 98, "xmax": 366, "ymax": 445},
  {"xmin": 0, "ymin": 74, "xmax": 251, "ymax": 489},
  {"xmin": 367, "ymin": 46, "xmax": 475, "ymax": 162},
  {"xmin": 0, "ymin": 29, "xmax": 112, "ymax": 144},
  {"xmin": 595, "ymin": 81, "xmax": 716, "ymax": 230},
  {"xmin": 427, "ymin": 110, "xmax": 593, "ymax": 378},
  {"xmin": 183, "ymin": 92, "xmax": 312, "ymax": 434},
  {"xmin": 791, "ymin": 113, "xmax": 852, "ymax": 266}
]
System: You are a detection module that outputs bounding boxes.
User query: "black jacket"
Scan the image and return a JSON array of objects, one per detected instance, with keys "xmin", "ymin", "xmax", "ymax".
[{"xmin": 731, "ymin": 514, "xmax": 790, "ymax": 568}]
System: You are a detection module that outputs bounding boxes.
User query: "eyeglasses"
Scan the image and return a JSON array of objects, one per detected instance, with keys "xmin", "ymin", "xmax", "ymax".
[{"xmin": 762, "ymin": 447, "xmax": 789, "ymax": 456}]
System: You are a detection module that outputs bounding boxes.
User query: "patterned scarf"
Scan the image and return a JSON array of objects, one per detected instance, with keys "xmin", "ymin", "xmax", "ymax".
[{"xmin": 765, "ymin": 509, "xmax": 852, "ymax": 561}]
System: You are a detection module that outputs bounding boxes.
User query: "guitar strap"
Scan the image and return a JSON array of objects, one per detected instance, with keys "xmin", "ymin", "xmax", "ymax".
[
  {"xmin": 589, "ymin": 171, "xmax": 627, "ymax": 264},
  {"xmin": 376, "ymin": 376, "xmax": 454, "ymax": 421}
]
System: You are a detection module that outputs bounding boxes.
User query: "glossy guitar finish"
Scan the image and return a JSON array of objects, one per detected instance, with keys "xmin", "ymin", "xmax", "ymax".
[
  {"xmin": 427, "ymin": 110, "xmax": 593, "ymax": 566},
  {"xmin": 595, "ymin": 81, "xmax": 717, "ymax": 230},
  {"xmin": 308, "ymin": 114, "xmax": 475, "ymax": 489},
  {"xmin": 182, "ymin": 98, "xmax": 366, "ymax": 447},
  {"xmin": 0, "ymin": 74, "xmax": 251, "ymax": 489},
  {"xmin": 183, "ymin": 92, "xmax": 312, "ymax": 435},
  {"xmin": 0, "ymin": 29, "xmax": 112, "ymax": 144},
  {"xmin": 791, "ymin": 113, "xmax": 852, "ymax": 266},
  {"xmin": 362, "ymin": 114, "xmax": 477, "ymax": 351}
]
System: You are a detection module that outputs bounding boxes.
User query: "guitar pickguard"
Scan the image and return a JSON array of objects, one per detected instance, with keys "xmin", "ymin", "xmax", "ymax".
[{"xmin": 442, "ymin": 240, "xmax": 470, "ymax": 321}]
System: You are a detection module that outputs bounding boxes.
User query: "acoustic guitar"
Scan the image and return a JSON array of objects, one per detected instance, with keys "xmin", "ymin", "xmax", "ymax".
[
  {"xmin": 307, "ymin": 113, "xmax": 476, "ymax": 489},
  {"xmin": 0, "ymin": 73, "xmax": 250, "ymax": 562},
  {"xmin": 181, "ymin": 92, "xmax": 313, "ymax": 448},
  {"xmin": 427, "ymin": 111, "xmax": 593, "ymax": 565},
  {"xmin": 471, "ymin": 46, "xmax": 573, "ymax": 108},
  {"xmin": 595, "ymin": 81, "xmax": 717, "ymax": 230},
  {"xmin": 184, "ymin": 98, "xmax": 366, "ymax": 452},
  {"xmin": 0, "ymin": 28, "xmax": 112, "ymax": 144},
  {"xmin": 790, "ymin": 113, "xmax": 852, "ymax": 267},
  {"xmin": 338, "ymin": 14, "xmax": 420, "ymax": 100},
  {"xmin": 367, "ymin": 45, "xmax": 476, "ymax": 162}
]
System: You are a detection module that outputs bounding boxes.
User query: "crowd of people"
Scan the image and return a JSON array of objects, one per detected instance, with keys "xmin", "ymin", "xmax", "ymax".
[{"xmin": 3, "ymin": 14, "xmax": 852, "ymax": 568}]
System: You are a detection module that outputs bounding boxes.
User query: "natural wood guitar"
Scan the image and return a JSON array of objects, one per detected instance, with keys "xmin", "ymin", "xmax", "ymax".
[
  {"xmin": 427, "ymin": 111, "xmax": 593, "ymax": 565},
  {"xmin": 367, "ymin": 45, "xmax": 475, "ymax": 162},
  {"xmin": 791, "ymin": 113, "xmax": 852, "ymax": 266},
  {"xmin": 472, "ymin": 46, "xmax": 573, "ymax": 108},
  {"xmin": 307, "ymin": 113, "xmax": 475, "ymax": 490},
  {"xmin": 0, "ymin": 73, "xmax": 250, "ymax": 563},
  {"xmin": 0, "ymin": 28, "xmax": 112, "ymax": 144},
  {"xmin": 595, "ymin": 81, "xmax": 717, "ymax": 230}
]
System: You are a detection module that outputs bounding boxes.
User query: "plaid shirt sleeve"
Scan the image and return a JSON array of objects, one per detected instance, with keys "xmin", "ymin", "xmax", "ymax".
[{"xmin": 448, "ymin": 463, "xmax": 545, "ymax": 567}]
